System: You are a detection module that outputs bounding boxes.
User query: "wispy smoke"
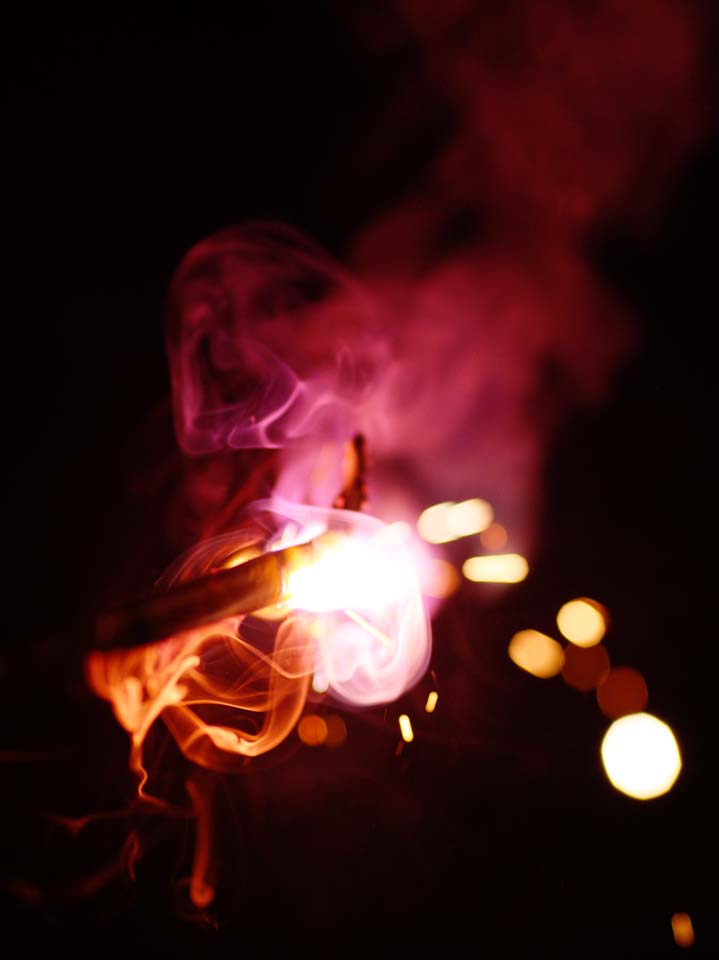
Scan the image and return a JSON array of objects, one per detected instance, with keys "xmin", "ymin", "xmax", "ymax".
[{"xmin": 165, "ymin": 0, "xmax": 709, "ymax": 562}]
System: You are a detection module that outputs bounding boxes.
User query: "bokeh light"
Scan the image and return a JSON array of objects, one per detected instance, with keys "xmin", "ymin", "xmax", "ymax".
[
  {"xmin": 462, "ymin": 553, "xmax": 529, "ymax": 583},
  {"xmin": 671, "ymin": 912, "xmax": 695, "ymax": 949},
  {"xmin": 324, "ymin": 714, "xmax": 348, "ymax": 748},
  {"xmin": 425, "ymin": 691, "xmax": 439, "ymax": 713},
  {"xmin": 600, "ymin": 712, "xmax": 682, "ymax": 800},
  {"xmin": 297, "ymin": 714, "xmax": 328, "ymax": 747},
  {"xmin": 561, "ymin": 643, "xmax": 610, "ymax": 691},
  {"xmin": 417, "ymin": 502, "xmax": 456, "ymax": 544},
  {"xmin": 421, "ymin": 557, "xmax": 461, "ymax": 599},
  {"xmin": 479, "ymin": 522, "xmax": 508, "ymax": 550},
  {"xmin": 596, "ymin": 666, "xmax": 649, "ymax": 719},
  {"xmin": 446, "ymin": 498, "xmax": 494, "ymax": 538},
  {"xmin": 556, "ymin": 597, "xmax": 608, "ymax": 647},
  {"xmin": 508, "ymin": 630, "xmax": 565, "ymax": 678},
  {"xmin": 417, "ymin": 499, "xmax": 493, "ymax": 543}
]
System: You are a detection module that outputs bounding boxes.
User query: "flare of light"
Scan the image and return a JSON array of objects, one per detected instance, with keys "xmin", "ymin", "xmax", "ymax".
[
  {"xmin": 561, "ymin": 643, "xmax": 610, "ymax": 691},
  {"xmin": 671, "ymin": 912, "xmax": 695, "ymax": 949},
  {"xmin": 297, "ymin": 715, "xmax": 328, "ymax": 746},
  {"xmin": 556, "ymin": 597, "xmax": 608, "ymax": 647},
  {"xmin": 596, "ymin": 666, "xmax": 648, "ymax": 719},
  {"xmin": 425, "ymin": 690, "xmax": 439, "ymax": 713},
  {"xmin": 416, "ymin": 501, "xmax": 456, "ymax": 543},
  {"xmin": 399, "ymin": 714, "xmax": 414, "ymax": 742},
  {"xmin": 446, "ymin": 498, "xmax": 494, "ymax": 538},
  {"xmin": 508, "ymin": 630, "xmax": 565, "ymax": 678},
  {"xmin": 600, "ymin": 712, "xmax": 682, "ymax": 800},
  {"xmin": 287, "ymin": 533, "xmax": 399, "ymax": 613},
  {"xmin": 479, "ymin": 522, "xmax": 508, "ymax": 550},
  {"xmin": 462, "ymin": 553, "xmax": 529, "ymax": 583}
]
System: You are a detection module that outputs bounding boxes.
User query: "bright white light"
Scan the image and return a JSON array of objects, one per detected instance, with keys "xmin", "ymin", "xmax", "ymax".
[
  {"xmin": 287, "ymin": 535, "xmax": 397, "ymax": 613},
  {"xmin": 600, "ymin": 712, "xmax": 682, "ymax": 800}
]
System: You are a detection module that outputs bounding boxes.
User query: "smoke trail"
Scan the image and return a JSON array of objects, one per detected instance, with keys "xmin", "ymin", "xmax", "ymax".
[{"xmin": 165, "ymin": 0, "xmax": 710, "ymax": 560}]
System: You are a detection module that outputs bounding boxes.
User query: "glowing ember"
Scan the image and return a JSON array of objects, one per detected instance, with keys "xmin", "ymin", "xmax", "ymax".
[
  {"xmin": 556, "ymin": 597, "xmax": 608, "ymax": 647},
  {"xmin": 600, "ymin": 712, "xmax": 682, "ymax": 800},
  {"xmin": 508, "ymin": 629, "xmax": 565, "ymax": 679},
  {"xmin": 398, "ymin": 714, "xmax": 414, "ymax": 742},
  {"xmin": 425, "ymin": 690, "xmax": 438, "ymax": 713},
  {"xmin": 462, "ymin": 553, "xmax": 529, "ymax": 584}
]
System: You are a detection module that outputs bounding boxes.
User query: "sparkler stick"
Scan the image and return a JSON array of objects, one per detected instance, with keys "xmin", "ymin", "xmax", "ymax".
[
  {"xmin": 95, "ymin": 434, "xmax": 369, "ymax": 652},
  {"xmin": 95, "ymin": 536, "xmax": 331, "ymax": 651}
]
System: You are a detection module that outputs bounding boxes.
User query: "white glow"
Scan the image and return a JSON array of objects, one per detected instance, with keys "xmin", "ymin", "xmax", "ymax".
[
  {"xmin": 287, "ymin": 535, "xmax": 398, "ymax": 613},
  {"xmin": 263, "ymin": 500, "xmax": 431, "ymax": 709},
  {"xmin": 601, "ymin": 712, "xmax": 682, "ymax": 800}
]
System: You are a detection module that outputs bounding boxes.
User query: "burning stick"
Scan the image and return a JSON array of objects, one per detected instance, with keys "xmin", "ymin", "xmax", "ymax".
[
  {"xmin": 333, "ymin": 433, "xmax": 368, "ymax": 511},
  {"xmin": 96, "ymin": 434, "xmax": 370, "ymax": 651},
  {"xmin": 95, "ymin": 536, "xmax": 333, "ymax": 651}
]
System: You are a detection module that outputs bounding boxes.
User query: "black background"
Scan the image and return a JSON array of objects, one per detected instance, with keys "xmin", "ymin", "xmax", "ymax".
[{"xmin": 2, "ymin": 5, "xmax": 718, "ymax": 957}]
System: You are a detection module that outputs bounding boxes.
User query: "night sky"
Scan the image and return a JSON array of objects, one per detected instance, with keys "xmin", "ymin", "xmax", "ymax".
[{"xmin": 3, "ymin": 5, "xmax": 718, "ymax": 957}]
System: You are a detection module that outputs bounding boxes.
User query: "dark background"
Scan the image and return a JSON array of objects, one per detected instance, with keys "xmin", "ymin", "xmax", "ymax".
[{"xmin": 2, "ymin": 5, "xmax": 718, "ymax": 957}]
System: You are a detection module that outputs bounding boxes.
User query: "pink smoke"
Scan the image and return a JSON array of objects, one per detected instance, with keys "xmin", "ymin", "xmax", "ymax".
[{"xmin": 164, "ymin": 0, "xmax": 709, "ymax": 566}]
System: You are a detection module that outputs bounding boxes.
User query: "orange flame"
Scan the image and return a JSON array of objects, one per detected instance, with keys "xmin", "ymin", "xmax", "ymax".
[{"xmin": 84, "ymin": 499, "xmax": 431, "ymax": 908}]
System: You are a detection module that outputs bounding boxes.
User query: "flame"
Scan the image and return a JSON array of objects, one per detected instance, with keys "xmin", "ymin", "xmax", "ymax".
[
  {"xmin": 87, "ymin": 500, "xmax": 430, "ymax": 777},
  {"xmin": 85, "ymin": 500, "xmax": 430, "ymax": 907}
]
